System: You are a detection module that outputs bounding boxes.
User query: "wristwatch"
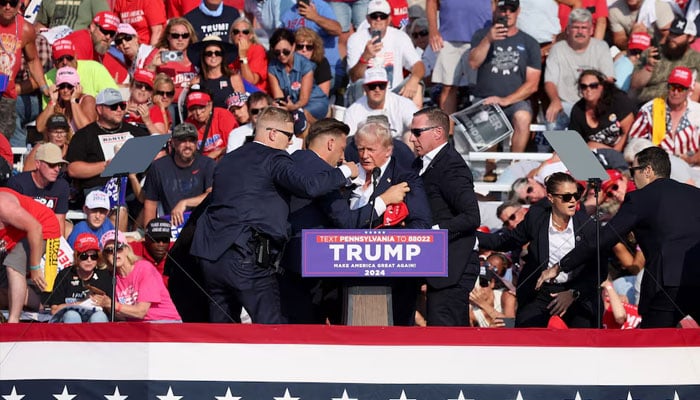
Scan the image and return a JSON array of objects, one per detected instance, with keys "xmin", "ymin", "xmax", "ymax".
[
  {"xmin": 571, "ymin": 289, "xmax": 581, "ymax": 300},
  {"xmin": 241, "ymin": 57, "xmax": 248, "ymax": 65}
]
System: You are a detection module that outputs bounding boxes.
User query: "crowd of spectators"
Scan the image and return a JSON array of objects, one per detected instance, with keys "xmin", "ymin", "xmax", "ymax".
[{"xmin": 2, "ymin": 0, "xmax": 700, "ymax": 327}]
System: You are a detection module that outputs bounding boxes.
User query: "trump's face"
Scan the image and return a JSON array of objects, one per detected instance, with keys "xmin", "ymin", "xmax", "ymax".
[{"xmin": 355, "ymin": 132, "xmax": 392, "ymax": 172}]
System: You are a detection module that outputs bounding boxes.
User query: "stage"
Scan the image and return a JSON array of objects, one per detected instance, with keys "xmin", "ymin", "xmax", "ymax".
[{"xmin": 1, "ymin": 324, "xmax": 699, "ymax": 399}]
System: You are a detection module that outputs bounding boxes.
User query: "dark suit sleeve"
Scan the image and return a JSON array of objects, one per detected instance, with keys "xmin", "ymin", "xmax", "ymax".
[
  {"xmin": 437, "ymin": 155, "xmax": 480, "ymax": 234},
  {"xmin": 477, "ymin": 207, "xmax": 538, "ymax": 251},
  {"xmin": 271, "ymin": 152, "xmax": 347, "ymax": 198},
  {"xmin": 404, "ymin": 172, "xmax": 433, "ymax": 229}
]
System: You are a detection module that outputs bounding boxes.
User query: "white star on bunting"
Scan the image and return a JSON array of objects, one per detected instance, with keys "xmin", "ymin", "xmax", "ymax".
[
  {"xmin": 156, "ymin": 386, "xmax": 183, "ymax": 400},
  {"xmin": 214, "ymin": 388, "xmax": 242, "ymax": 400},
  {"xmin": 388, "ymin": 390, "xmax": 415, "ymax": 400},
  {"xmin": 673, "ymin": 390, "xmax": 680, "ymax": 400},
  {"xmin": 53, "ymin": 386, "xmax": 77, "ymax": 400},
  {"xmin": 273, "ymin": 388, "xmax": 300, "ymax": 400},
  {"xmin": 331, "ymin": 389, "xmax": 358, "ymax": 400},
  {"xmin": 447, "ymin": 390, "xmax": 474, "ymax": 400},
  {"xmin": 2, "ymin": 386, "xmax": 25, "ymax": 400},
  {"xmin": 514, "ymin": 391, "xmax": 524, "ymax": 400},
  {"xmin": 104, "ymin": 386, "xmax": 128, "ymax": 400}
]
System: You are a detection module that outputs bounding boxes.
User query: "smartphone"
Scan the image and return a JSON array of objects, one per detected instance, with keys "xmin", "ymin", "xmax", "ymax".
[
  {"xmin": 495, "ymin": 16, "xmax": 508, "ymax": 27},
  {"xmin": 161, "ymin": 50, "xmax": 184, "ymax": 63},
  {"xmin": 298, "ymin": 0, "xmax": 310, "ymax": 6},
  {"xmin": 502, "ymin": 317, "xmax": 516, "ymax": 328},
  {"xmin": 651, "ymin": 32, "xmax": 661, "ymax": 60},
  {"xmin": 371, "ymin": 30, "xmax": 381, "ymax": 44}
]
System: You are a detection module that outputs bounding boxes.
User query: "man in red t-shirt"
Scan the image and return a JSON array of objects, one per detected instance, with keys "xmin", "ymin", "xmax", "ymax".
[
  {"xmin": 0, "ymin": 188, "xmax": 60, "ymax": 323},
  {"xmin": 130, "ymin": 218, "xmax": 173, "ymax": 286}
]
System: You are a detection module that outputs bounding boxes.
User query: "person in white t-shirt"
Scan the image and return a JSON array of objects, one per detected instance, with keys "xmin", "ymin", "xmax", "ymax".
[{"xmin": 343, "ymin": 67, "xmax": 417, "ymax": 138}]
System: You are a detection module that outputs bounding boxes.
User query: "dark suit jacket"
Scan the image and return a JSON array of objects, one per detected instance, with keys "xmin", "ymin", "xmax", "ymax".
[
  {"xmin": 478, "ymin": 200, "xmax": 605, "ymax": 310},
  {"xmin": 560, "ymin": 178, "xmax": 700, "ymax": 313},
  {"xmin": 190, "ymin": 142, "xmax": 348, "ymax": 262},
  {"xmin": 349, "ymin": 157, "xmax": 432, "ymax": 230},
  {"xmin": 418, "ymin": 143, "xmax": 481, "ymax": 289}
]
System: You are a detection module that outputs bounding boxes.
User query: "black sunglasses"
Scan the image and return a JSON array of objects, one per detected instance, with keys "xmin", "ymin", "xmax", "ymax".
[
  {"xmin": 42, "ymin": 161, "xmax": 65, "ymax": 169},
  {"xmin": 78, "ymin": 252, "xmax": 99, "ymax": 261},
  {"xmin": 267, "ymin": 126, "xmax": 294, "ymax": 140},
  {"xmin": 104, "ymin": 102, "xmax": 127, "ymax": 111},
  {"xmin": 551, "ymin": 192, "xmax": 582, "ymax": 202},
  {"xmin": 369, "ymin": 12, "xmax": 389, "ymax": 20},
  {"xmin": 578, "ymin": 82, "xmax": 601, "ymax": 91},
  {"xmin": 274, "ymin": 48, "xmax": 292, "ymax": 57},
  {"xmin": 170, "ymin": 32, "xmax": 190, "ymax": 40},
  {"xmin": 232, "ymin": 29, "xmax": 250, "ymax": 35},
  {"xmin": 629, "ymin": 165, "xmax": 647, "ymax": 174},
  {"xmin": 57, "ymin": 83, "xmax": 74, "ymax": 90},
  {"xmin": 155, "ymin": 90, "xmax": 175, "ymax": 97},
  {"xmin": 204, "ymin": 50, "xmax": 223, "ymax": 58},
  {"xmin": 98, "ymin": 27, "xmax": 117, "ymax": 37},
  {"xmin": 668, "ymin": 83, "xmax": 689, "ymax": 92},
  {"xmin": 0, "ymin": 0, "xmax": 20, "ymax": 7},
  {"xmin": 250, "ymin": 107, "xmax": 265, "ymax": 115},
  {"xmin": 366, "ymin": 82, "xmax": 387, "ymax": 91},
  {"xmin": 410, "ymin": 126, "xmax": 437, "ymax": 137},
  {"xmin": 605, "ymin": 184, "xmax": 619, "ymax": 197},
  {"xmin": 115, "ymin": 34, "xmax": 134, "ymax": 46},
  {"xmin": 55, "ymin": 55, "xmax": 75, "ymax": 64},
  {"xmin": 628, "ymin": 49, "xmax": 643, "ymax": 56},
  {"xmin": 295, "ymin": 43, "xmax": 314, "ymax": 51},
  {"xmin": 103, "ymin": 243, "xmax": 126, "ymax": 255},
  {"xmin": 133, "ymin": 81, "xmax": 153, "ymax": 91},
  {"xmin": 411, "ymin": 30, "xmax": 429, "ymax": 39}
]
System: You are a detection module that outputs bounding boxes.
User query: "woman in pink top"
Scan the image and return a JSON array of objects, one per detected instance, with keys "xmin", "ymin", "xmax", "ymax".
[{"xmin": 93, "ymin": 230, "xmax": 181, "ymax": 322}]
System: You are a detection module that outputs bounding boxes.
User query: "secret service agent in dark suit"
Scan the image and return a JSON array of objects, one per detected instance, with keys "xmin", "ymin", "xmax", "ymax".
[
  {"xmin": 190, "ymin": 108, "xmax": 359, "ymax": 324},
  {"xmin": 481, "ymin": 173, "xmax": 606, "ymax": 328},
  {"xmin": 540, "ymin": 147, "xmax": 700, "ymax": 328},
  {"xmin": 281, "ymin": 119, "xmax": 353, "ymax": 324},
  {"xmin": 346, "ymin": 120, "xmax": 433, "ymax": 325},
  {"xmin": 408, "ymin": 108, "xmax": 481, "ymax": 326}
]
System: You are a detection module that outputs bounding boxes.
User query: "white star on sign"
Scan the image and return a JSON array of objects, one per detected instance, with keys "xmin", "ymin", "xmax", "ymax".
[
  {"xmin": 331, "ymin": 389, "xmax": 358, "ymax": 400},
  {"xmin": 447, "ymin": 390, "xmax": 474, "ymax": 400},
  {"xmin": 156, "ymin": 387, "xmax": 183, "ymax": 400},
  {"xmin": 673, "ymin": 390, "xmax": 680, "ymax": 400},
  {"xmin": 389, "ymin": 390, "xmax": 415, "ymax": 400},
  {"xmin": 2, "ymin": 386, "xmax": 25, "ymax": 400},
  {"xmin": 273, "ymin": 388, "xmax": 300, "ymax": 400},
  {"xmin": 53, "ymin": 386, "xmax": 77, "ymax": 400},
  {"xmin": 514, "ymin": 391, "xmax": 524, "ymax": 400},
  {"xmin": 105, "ymin": 387, "xmax": 128, "ymax": 400},
  {"xmin": 214, "ymin": 388, "xmax": 242, "ymax": 400}
]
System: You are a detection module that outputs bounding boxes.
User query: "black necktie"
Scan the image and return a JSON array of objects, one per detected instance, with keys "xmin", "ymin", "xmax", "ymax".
[{"xmin": 413, "ymin": 157, "xmax": 424, "ymax": 172}]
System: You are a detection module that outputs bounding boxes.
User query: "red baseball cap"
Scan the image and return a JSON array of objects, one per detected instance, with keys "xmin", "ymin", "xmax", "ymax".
[
  {"xmin": 187, "ymin": 91, "xmax": 211, "ymax": 108},
  {"xmin": 375, "ymin": 202, "xmax": 409, "ymax": 228},
  {"xmin": 93, "ymin": 11, "xmax": 120, "ymax": 32},
  {"xmin": 52, "ymin": 39, "xmax": 76, "ymax": 60},
  {"xmin": 601, "ymin": 169, "xmax": 623, "ymax": 193},
  {"xmin": 74, "ymin": 233, "xmax": 100, "ymax": 253},
  {"xmin": 628, "ymin": 32, "xmax": 651, "ymax": 51},
  {"xmin": 668, "ymin": 66, "xmax": 693, "ymax": 88},
  {"xmin": 133, "ymin": 69, "xmax": 155, "ymax": 87}
]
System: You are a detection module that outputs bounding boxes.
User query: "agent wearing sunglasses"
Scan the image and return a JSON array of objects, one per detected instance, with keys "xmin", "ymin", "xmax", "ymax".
[
  {"xmin": 347, "ymin": 0, "xmax": 425, "ymax": 108},
  {"xmin": 568, "ymin": 69, "xmax": 634, "ymax": 153},
  {"xmin": 95, "ymin": 230, "xmax": 181, "ymax": 322},
  {"xmin": 343, "ymin": 66, "xmax": 417, "ymax": 136},
  {"xmin": 480, "ymin": 172, "xmax": 602, "ymax": 328},
  {"xmin": 36, "ymin": 66, "xmax": 97, "ymax": 136},
  {"xmin": 48, "ymin": 233, "xmax": 112, "ymax": 323},
  {"xmin": 65, "ymin": 88, "xmax": 148, "ymax": 200},
  {"xmin": 229, "ymin": 16, "xmax": 269, "ymax": 93}
]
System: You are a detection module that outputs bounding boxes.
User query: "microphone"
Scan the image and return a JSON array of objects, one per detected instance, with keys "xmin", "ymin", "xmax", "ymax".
[{"xmin": 368, "ymin": 167, "xmax": 382, "ymax": 229}]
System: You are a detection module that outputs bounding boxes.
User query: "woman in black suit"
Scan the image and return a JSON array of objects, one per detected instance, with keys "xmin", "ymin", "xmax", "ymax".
[{"xmin": 478, "ymin": 172, "xmax": 605, "ymax": 328}]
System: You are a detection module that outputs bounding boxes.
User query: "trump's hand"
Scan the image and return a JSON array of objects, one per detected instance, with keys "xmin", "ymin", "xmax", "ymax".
[{"xmin": 379, "ymin": 182, "xmax": 410, "ymax": 204}]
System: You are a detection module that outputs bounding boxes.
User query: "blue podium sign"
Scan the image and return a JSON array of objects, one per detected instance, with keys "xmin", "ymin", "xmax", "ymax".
[{"xmin": 301, "ymin": 229, "xmax": 448, "ymax": 277}]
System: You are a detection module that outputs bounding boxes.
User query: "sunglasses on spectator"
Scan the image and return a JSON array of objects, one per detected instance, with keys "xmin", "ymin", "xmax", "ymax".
[
  {"xmin": 503, "ymin": 212, "xmax": 518, "ymax": 223},
  {"xmin": 499, "ymin": 5, "xmax": 517, "ymax": 13},
  {"xmin": 365, "ymin": 82, "xmax": 387, "ymax": 91},
  {"xmin": 54, "ymin": 55, "xmax": 75, "ymax": 64},
  {"xmin": 368, "ymin": 12, "xmax": 389, "ymax": 20},
  {"xmin": 411, "ymin": 30, "xmax": 429, "ymax": 39},
  {"xmin": 98, "ymin": 27, "xmax": 117, "ymax": 37},
  {"xmin": 155, "ymin": 90, "xmax": 175, "ymax": 97},
  {"xmin": 628, "ymin": 49, "xmax": 643, "ymax": 56},
  {"xmin": 57, "ymin": 83, "xmax": 74, "ymax": 90},
  {"xmin": 133, "ymin": 81, "xmax": 153, "ymax": 91},
  {"xmin": 551, "ymin": 192, "xmax": 581, "ymax": 202},
  {"xmin": 578, "ymin": 82, "xmax": 600, "ymax": 91},
  {"xmin": 250, "ymin": 107, "xmax": 265, "ymax": 115},
  {"xmin": 410, "ymin": 126, "xmax": 437, "ymax": 137},
  {"xmin": 103, "ymin": 243, "xmax": 126, "ymax": 255},
  {"xmin": 274, "ymin": 48, "xmax": 292, "ymax": 57},
  {"xmin": 266, "ymin": 126, "xmax": 294, "ymax": 140},
  {"xmin": 78, "ymin": 251, "xmax": 99, "ymax": 261},
  {"xmin": 42, "ymin": 161, "xmax": 65, "ymax": 169},
  {"xmin": 104, "ymin": 102, "xmax": 127, "ymax": 111},
  {"xmin": 295, "ymin": 43, "xmax": 314, "ymax": 51},
  {"xmin": 668, "ymin": 84, "xmax": 689, "ymax": 92},
  {"xmin": 115, "ymin": 34, "xmax": 134, "ymax": 46},
  {"xmin": 0, "ymin": 0, "xmax": 19, "ymax": 6},
  {"xmin": 170, "ymin": 32, "xmax": 190, "ymax": 40},
  {"xmin": 605, "ymin": 184, "xmax": 619, "ymax": 197},
  {"xmin": 232, "ymin": 29, "xmax": 250, "ymax": 35},
  {"xmin": 204, "ymin": 50, "xmax": 223, "ymax": 58}
]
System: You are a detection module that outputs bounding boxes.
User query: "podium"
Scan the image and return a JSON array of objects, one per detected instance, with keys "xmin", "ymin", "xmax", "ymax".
[{"xmin": 344, "ymin": 286, "xmax": 393, "ymax": 326}]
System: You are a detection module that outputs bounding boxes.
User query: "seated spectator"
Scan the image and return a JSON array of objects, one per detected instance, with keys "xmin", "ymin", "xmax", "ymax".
[
  {"xmin": 608, "ymin": 0, "xmax": 674, "ymax": 50},
  {"xmin": 37, "ymin": 67, "xmax": 98, "ymax": 135},
  {"xmin": 227, "ymin": 91, "xmax": 273, "ymax": 152},
  {"xmin": 510, "ymin": 176, "xmax": 547, "ymax": 204},
  {"xmin": 184, "ymin": 0, "xmax": 241, "ymax": 42},
  {"xmin": 408, "ymin": 17, "xmax": 436, "ymax": 82},
  {"xmin": 188, "ymin": 35, "xmax": 246, "ymax": 110},
  {"xmin": 48, "ymin": 233, "xmax": 112, "ymax": 323},
  {"xmin": 93, "ymin": 230, "xmax": 181, "ymax": 322},
  {"xmin": 67, "ymin": 190, "xmax": 115, "ymax": 247},
  {"xmin": 151, "ymin": 74, "xmax": 177, "ymax": 132},
  {"xmin": 629, "ymin": 66, "xmax": 700, "ymax": 169},
  {"xmin": 114, "ymin": 23, "xmax": 160, "ymax": 79},
  {"xmin": 601, "ymin": 279, "xmax": 642, "ymax": 329},
  {"xmin": 226, "ymin": 92, "xmax": 251, "ymax": 126},
  {"xmin": 295, "ymin": 27, "xmax": 333, "ymax": 96},
  {"xmin": 7, "ymin": 143, "xmax": 70, "ymax": 237},
  {"xmin": 496, "ymin": 199, "xmax": 528, "ymax": 230},
  {"xmin": 44, "ymin": 39, "xmax": 118, "ymax": 104},
  {"xmin": 130, "ymin": 218, "xmax": 174, "ymax": 286},
  {"xmin": 184, "ymin": 90, "xmax": 237, "ymax": 160},
  {"xmin": 268, "ymin": 28, "xmax": 330, "ymax": 124},
  {"xmin": 229, "ymin": 16, "xmax": 269, "ymax": 93},
  {"xmin": 614, "ymin": 32, "xmax": 651, "ymax": 92},
  {"xmin": 557, "ymin": 0, "xmax": 608, "ymax": 40},
  {"xmin": 123, "ymin": 69, "xmax": 168, "ymax": 134},
  {"xmin": 569, "ymin": 69, "xmax": 634, "ymax": 153},
  {"xmin": 23, "ymin": 115, "xmax": 72, "ymax": 172},
  {"xmin": 113, "ymin": 0, "xmax": 166, "ymax": 46},
  {"xmin": 343, "ymin": 67, "xmax": 417, "ymax": 137},
  {"xmin": 468, "ymin": 261, "xmax": 516, "ymax": 327}
]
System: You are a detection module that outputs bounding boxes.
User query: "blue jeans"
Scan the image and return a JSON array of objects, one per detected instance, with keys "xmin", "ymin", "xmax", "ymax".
[
  {"xmin": 329, "ymin": 0, "xmax": 370, "ymax": 31},
  {"xmin": 13, "ymin": 94, "xmax": 40, "ymax": 147},
  {"xmin": 61, "ymin": 309, "xmax": 109, "ymax": 323}
]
